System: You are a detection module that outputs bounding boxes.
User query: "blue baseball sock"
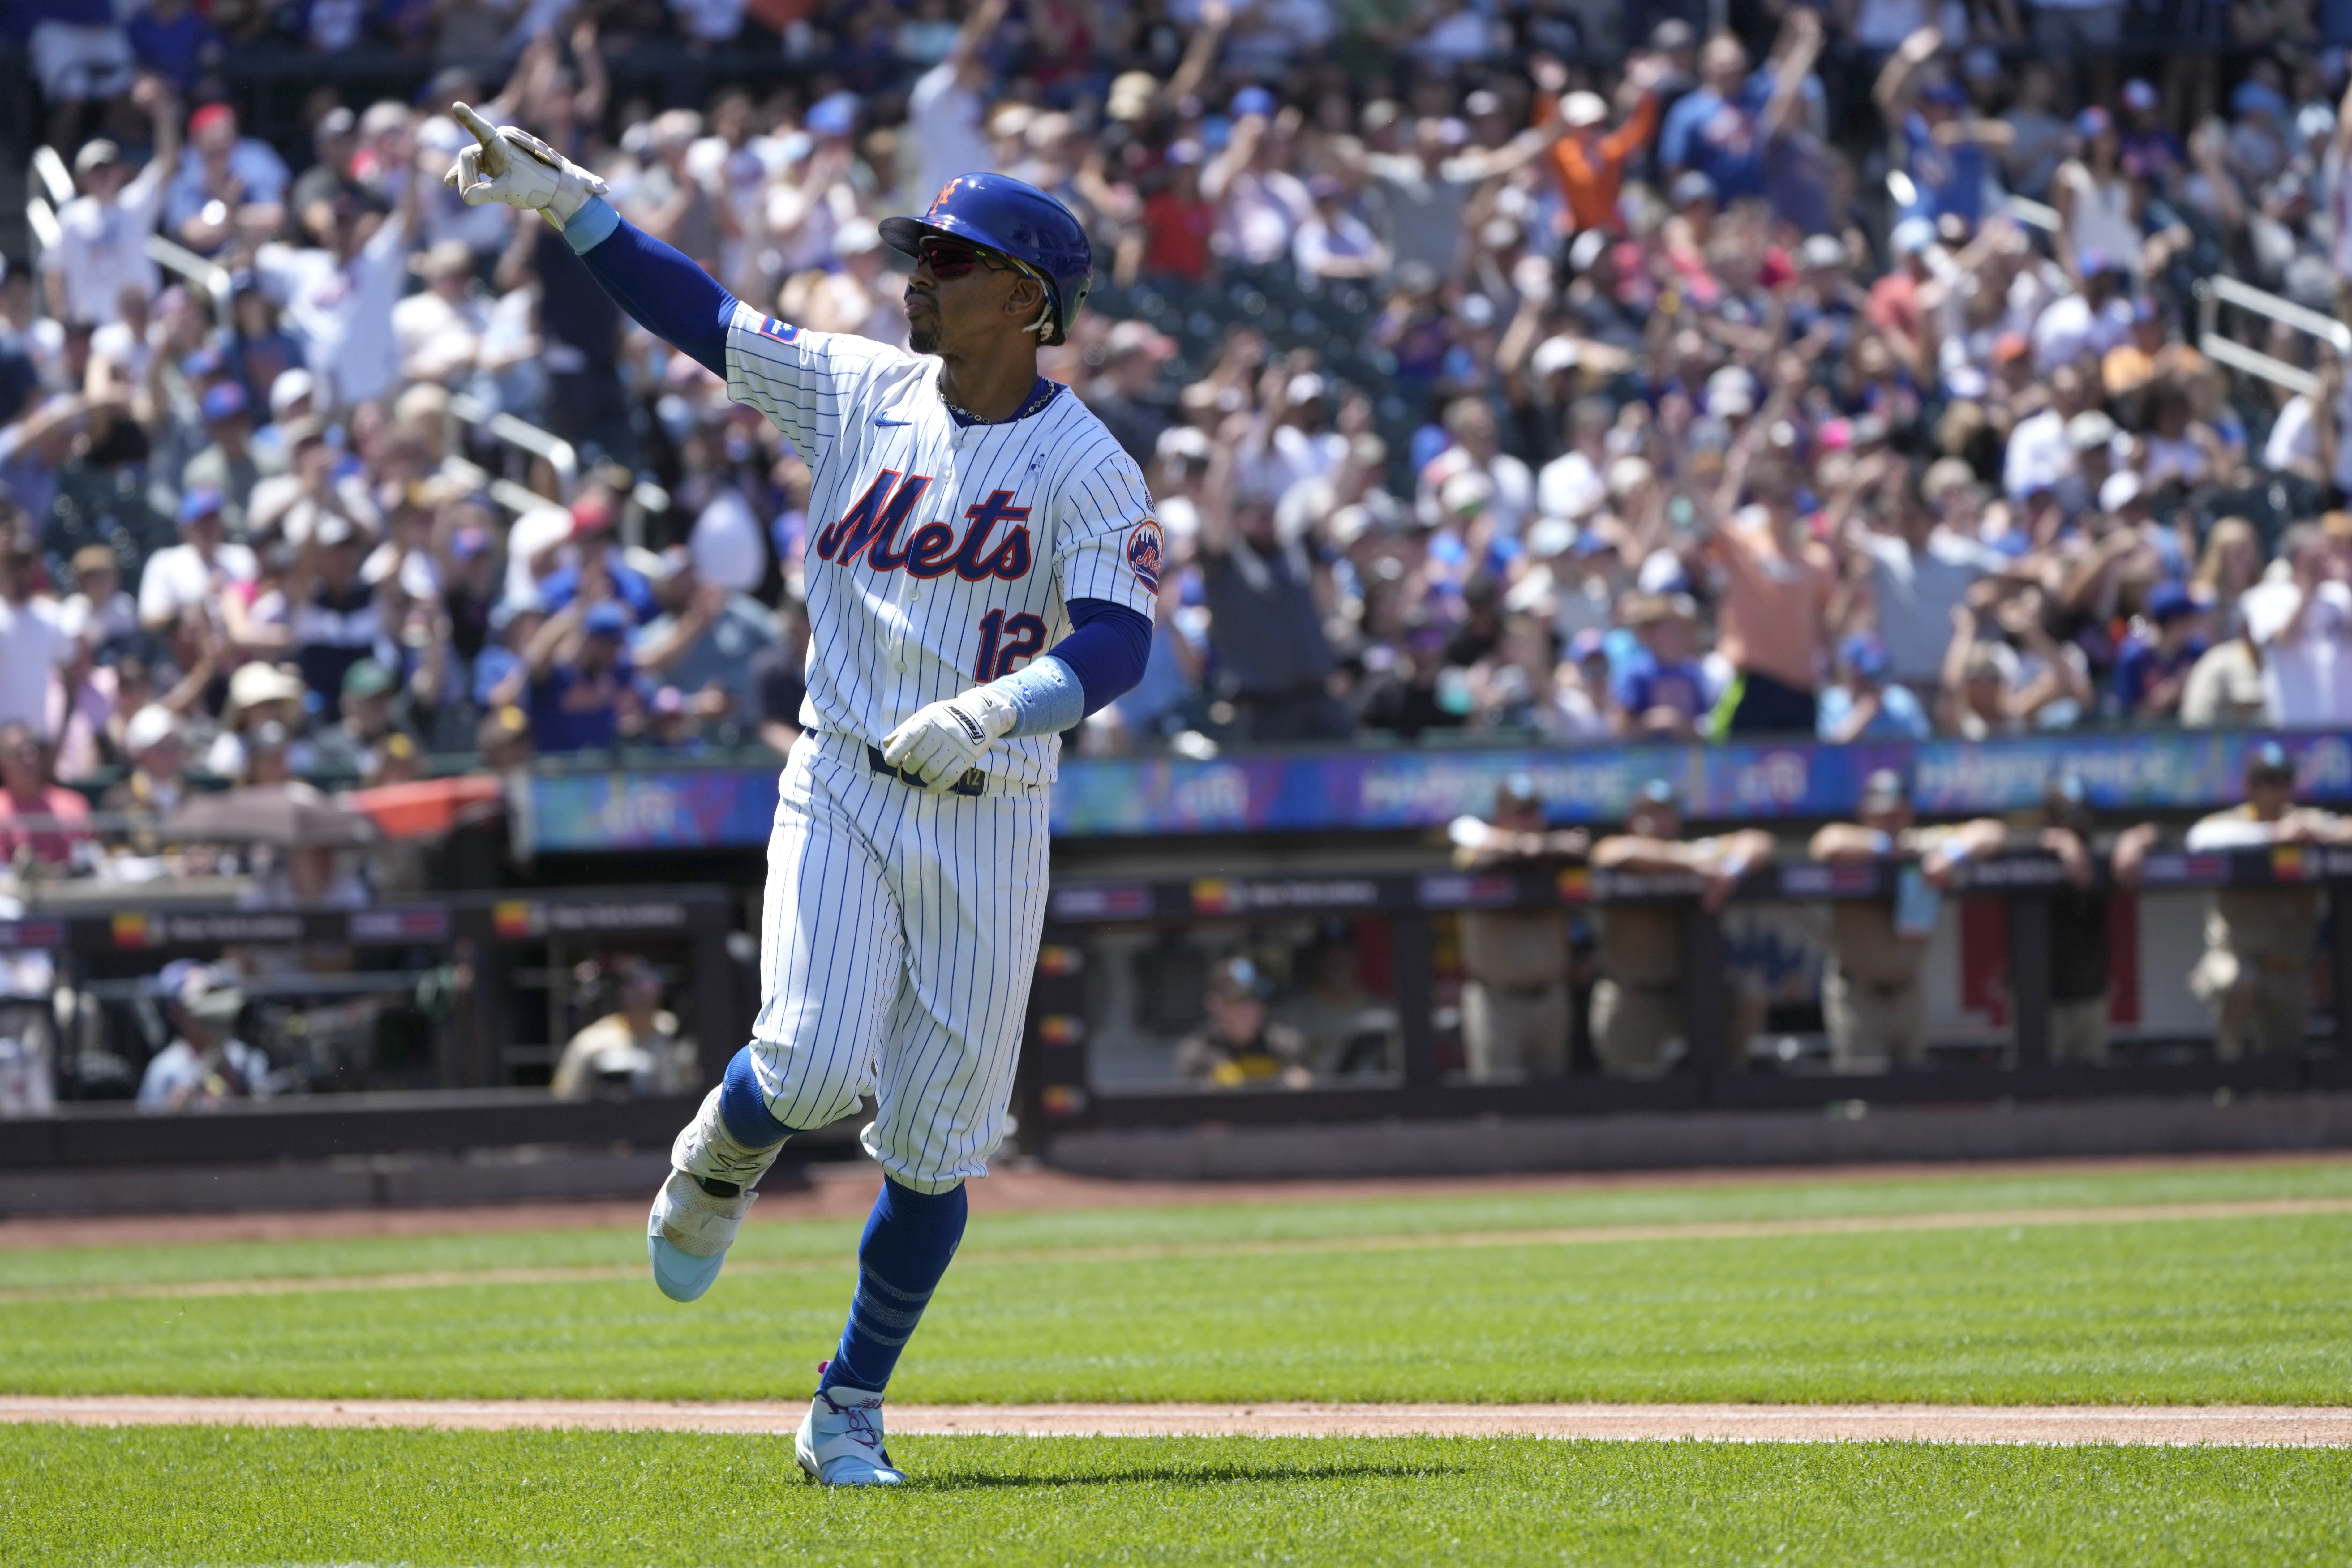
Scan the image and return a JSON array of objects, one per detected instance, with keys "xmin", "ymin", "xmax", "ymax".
[{"xmin": 818, "ymin": 1178, "xmax": 967, "ymax": 1395}]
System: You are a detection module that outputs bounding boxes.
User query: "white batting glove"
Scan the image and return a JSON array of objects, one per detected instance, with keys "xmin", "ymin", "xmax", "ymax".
[
  {"xmin": 881, "ymin": 687, "xmax": 1017, "ymax": 793},
  {"xmin": 442, "ymin": 102, "xmax": 608, "ymax": 227}
]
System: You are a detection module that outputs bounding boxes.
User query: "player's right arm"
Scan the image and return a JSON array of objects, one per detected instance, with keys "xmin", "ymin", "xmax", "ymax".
[{"xmin": 441, "ymin": 103, "xmax": 886, "ymax": 461}]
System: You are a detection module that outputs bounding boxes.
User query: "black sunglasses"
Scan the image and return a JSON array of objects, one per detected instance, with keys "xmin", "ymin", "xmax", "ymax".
[{"xmin": 918, "ymin": 235, "xmax": 1019, "ymax": 280}]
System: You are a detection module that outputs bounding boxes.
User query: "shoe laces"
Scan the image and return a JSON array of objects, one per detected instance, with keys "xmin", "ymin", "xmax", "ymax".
[{"xmin": 818, "ymin": 1389, "xmax": 885, "ymax": 1452}]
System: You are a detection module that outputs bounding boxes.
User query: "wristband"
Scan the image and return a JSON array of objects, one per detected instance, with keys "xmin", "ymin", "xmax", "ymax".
[{"xmin": 561, "ymin": 195, "xmax": 620, "ymax": 253}]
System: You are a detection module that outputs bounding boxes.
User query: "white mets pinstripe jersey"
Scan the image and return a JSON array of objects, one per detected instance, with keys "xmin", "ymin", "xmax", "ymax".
[{"xmin": 722, "ymin": 302, "xmax": 1161, "ymax": 786}]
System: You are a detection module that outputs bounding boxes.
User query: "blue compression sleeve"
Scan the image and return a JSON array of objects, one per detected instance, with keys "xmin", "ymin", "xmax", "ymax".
[
  {"xmin": 719, "ymin": 1045, "xmax": 797, "ymax": 1146},
  {"xmin": 564, "ymin": 197, "xmax": 736, "ymax": 379},
  {"xmin": 820, "ymin": 1178, "xmax": 968, "ymax": 1394},
  {"xmin": 1051, "ymin": 598, "xmax": 1153, "ymax": 714}
]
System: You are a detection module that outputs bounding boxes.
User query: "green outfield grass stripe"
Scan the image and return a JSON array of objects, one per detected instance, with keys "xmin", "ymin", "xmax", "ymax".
[
  {"xmin": 6, "ymin": 1427, "xmax": 2349, "ymax": 1567},
  {"xmin": 6, "ymin": 1193, "xmax": 2345, "ymax": 1305},
  {"xmin": 5, "ymin": 1397, "xmax": 2349, "ymax": 1445}
]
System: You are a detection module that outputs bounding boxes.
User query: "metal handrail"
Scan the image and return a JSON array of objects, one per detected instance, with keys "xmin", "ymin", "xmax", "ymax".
[
  {"xmin": 2193, "ymin": 274, "xmax": 2347, "ymax": 398},
  {"xmin": 2004, "ymin": 195, "xmax": 2059, "ymax": 233},
  {"xmin": 145, "ymin": 234, "xmax": 232, "ymax": 306},
  {"xmin": 2200, "ymin": 273, "xmax": 2352, "ymax": 353},
  {"xmin": 29, "ymin": 146, "xmax": 73, "ymax": 207},
  {"xmin": 449, "ymin": 390, "xmax": 577, "ymax": 493}
]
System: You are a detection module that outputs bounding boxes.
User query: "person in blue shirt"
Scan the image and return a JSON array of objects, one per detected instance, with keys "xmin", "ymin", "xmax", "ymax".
[
  {"xmin": 2112, "ymin": 581, "xmax": 2209, "ymax": 719},
  {"xmin": 1873, "ymin": 27, "xmax": 2013, "ymax": 230},
  {"xmin": 522, "ymin": 597, "xmax": 638, "ymax": 752},
  {"xmin": 1612, "ymin": 591, "xmax": 1713, "ymax": 737},
  {"xmin": 1659, "ymin": 14, "xmax": 1822, "ymax": 208},
  {"xmin": 1818, "ymin": 632, "xmax": 1932, "ymax": 742}
]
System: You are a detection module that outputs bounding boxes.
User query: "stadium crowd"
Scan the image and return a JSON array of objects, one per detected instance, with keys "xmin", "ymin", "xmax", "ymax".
[{"xmin": 4, "ymin": 0, "xmax": 2352, "ymax": 867}]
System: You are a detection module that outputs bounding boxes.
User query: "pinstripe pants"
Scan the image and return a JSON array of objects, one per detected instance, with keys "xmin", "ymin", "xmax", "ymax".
[{"xmin": 746, "ymin": 732, "xmax": 1051, "ymax": 1194}]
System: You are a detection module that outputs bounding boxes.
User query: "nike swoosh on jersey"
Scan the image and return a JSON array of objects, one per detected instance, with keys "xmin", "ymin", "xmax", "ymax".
[{"xmin": 874, "ymin": 415, "xmax": 912, "ymax": 426}]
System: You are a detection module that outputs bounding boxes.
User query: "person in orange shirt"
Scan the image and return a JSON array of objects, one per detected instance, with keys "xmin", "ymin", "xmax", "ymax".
[{"xmin": 1536, "ymin": 54, "xmax": 1665, "ymax": 237}]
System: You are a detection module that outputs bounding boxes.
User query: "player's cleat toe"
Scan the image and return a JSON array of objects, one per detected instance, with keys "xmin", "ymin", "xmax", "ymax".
[
  {"xmin": 647, "ymin": 1232, "xmax": 727, "ymax": 1302},
  {"xmin": 796, "ymin": 1385, "xmax": 906, "ymax": 1485},
  {"xmin": 645, "ymin": 1169, "xmax": 757, "ymax": 1303}
]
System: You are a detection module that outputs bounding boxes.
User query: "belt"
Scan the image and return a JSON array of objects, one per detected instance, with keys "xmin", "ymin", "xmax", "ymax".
[
  {"xmin": 1835, "ymin": 970, "xmax": 1916, "ymax": 1000},
  {"xmin": 864, "ymin": 743, "xmax": 987, "ymax": 798},
  {"xmin": 1480, "ymin": 979, "xmax": 1563, "ymax": 1000}
]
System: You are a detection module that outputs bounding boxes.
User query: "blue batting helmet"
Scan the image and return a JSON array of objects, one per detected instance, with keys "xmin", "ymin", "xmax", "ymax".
[{"xmin": 880, "ymin": 172, "xmax": 1093, "ymax": 347}]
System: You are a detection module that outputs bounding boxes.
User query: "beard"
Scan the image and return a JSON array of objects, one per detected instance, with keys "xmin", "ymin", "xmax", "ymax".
[{"xmin": 908, "ymin": 316, "xmax": 940, "ymax": 355}]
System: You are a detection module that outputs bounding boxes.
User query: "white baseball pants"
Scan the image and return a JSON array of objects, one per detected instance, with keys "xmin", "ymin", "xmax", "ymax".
[{"xmin": 745, "ymin": 731, "xmax": 1051, "ymax": 1193}]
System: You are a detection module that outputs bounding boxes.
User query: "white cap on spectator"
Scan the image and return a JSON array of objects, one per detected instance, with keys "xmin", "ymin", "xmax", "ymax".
[
  {"xmin": 225, "ymin": 662, "xmax": 306, "ymax": 720},
  {"xmin": 1530, "ymin": 336, "xmax": 1581, "ymax": 378},
  {"xmin": 2066, "ymin": 410, "xmax": 2118, "ymax": 451},
  {"xmin": 1606, "ymin": 456, "xmax": 1654, "ymax": 498},
  {"xmin": 835, "ymin": 217, "xmax": 882, "ymax": 255},
  {"xmin": 1567, "ymin": 228, "xmax": 1609, "ymax": 273},
  {"xmin": 123, "ymin": 704, "xmax": 180, "ymax": 757},
  {"xmin": 269, "ymin": 369, "xmax": 315, "ymax": 419},
  {"xmin": 1526, "ymin": 515, "xmax": 1578, "ymax": 559},
  {"xmin": 1328, "ymin": 503, "xmax": 1377, "ymax": 546},
  {"xmin": 1286, "ymin": 372, "xmax": 1326, "ymax": 405},
  {"xmin": 1705, "ymin": 365, "xmax": 1756, "ymax": 418},
  {"xmin": 1562, "ymin": 92, "xmax": 1609, "ymax": 129},
  {"xmin": 2099, "ymin": 470, "xmax": 2144, "ymax": 512},
  {"xmin": 358, "ymin": 101, "xmax": 410, "ymax": 139},
  {"xmin": 1156, "ymin": 426, "xmax": 1210, "ymax": 464}
]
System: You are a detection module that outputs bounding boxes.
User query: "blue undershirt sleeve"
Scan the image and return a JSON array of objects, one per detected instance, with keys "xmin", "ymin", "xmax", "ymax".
[
  {"xmin": 988, "ymin": 598, "xmax": 1152, "ymax": 735},
  {"xmin": 562, "ymin": 196, "xmax": 736, "ymax": 379}
]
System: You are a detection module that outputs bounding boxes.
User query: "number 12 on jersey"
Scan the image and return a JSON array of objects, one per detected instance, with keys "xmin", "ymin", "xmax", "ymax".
[{"xmin": 973, "ymin": 610, "xmax": 1047, "ymax": 681}]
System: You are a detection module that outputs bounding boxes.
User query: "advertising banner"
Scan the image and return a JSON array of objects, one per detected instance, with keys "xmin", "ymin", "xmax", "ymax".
[{"xmin": 523, "ymin": 731, "xmax": 2352, "ymax": 851}]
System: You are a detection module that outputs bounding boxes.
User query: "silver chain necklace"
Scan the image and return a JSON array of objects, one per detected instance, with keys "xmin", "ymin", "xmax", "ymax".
[{"xmin": 940, "ymin": 377, "xmax": 1058, "ymax": 425}]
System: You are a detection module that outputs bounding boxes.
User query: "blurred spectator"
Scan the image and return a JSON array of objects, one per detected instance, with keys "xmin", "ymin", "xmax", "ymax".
[
  {"xmin": 138, "ymin": 488, "xmax": 256, "ymax": 634},
  {"xmin": 0, "ymin": 519, "xmax": 79, "ymax": 737},
  {"xmin": 166, "ymin": 101, "xmax": 289, "ymax": 255},
  {"xmin": 98, "ymin": 703, "xmax": 189, "ymax": 842},
  {"xmin": 1587, "ymin": 780, "xmax": 1774, "ymax": 1075},
  {"xmin": 633, "ymin": 553, "xmax": 774, "ymax": 725},
  {"xmin": 1175, "ymin": 956, "xmax": 1313, "ymax": 1088},
  {"xmin": 0, "ymin": 721, "xmax": 93, "ymax": 871},
  {"xmin": 135, "ymin": 960, "xmax": 272, "ymax": 1112},
  {"xmin": 2041, "ymin": 774, "xmax": 2160, "ymax": 1065},
  {"xmin": 2241, "ymin": 523, "xmax": 2352, "ymax": 725},
  {"xmin": 1807, "ymin": 770, "xmax": 2006, "ymax": 1072},
  {"xmin": 58, "ymin": 543, "xmax": 137, "ymax": 653},
  {"xmin": 550, "ymin": 955, "xmax": 698, "ymax": 1098},
  {"xmin": 2112, "ymin": 581, "xmax": 2210, "ymax": 719},
  {"xmin": 1818, "ymin": 632, "xmax": 1932, "ymax": 742},
  {"xmin": 1447, "ymin": 774, "xmax": 1589, "ymax": 1079},
  {"xmin": 1197, "ymin": 413, "xmax": 1346, "ymax": 742},
  {"xmin": 2183, "ymin": 743, "xmax": 2352, "ymax": 1057},
  {"xmin": 40, "ymin": 81, "xmax": 179, "ymax": 327},
  {"xmin": 289, "ymin": 514, "xmax": 383, "ymax": 706},
  {"xmin": 516, "ymin": 598, "xmax": 636, "ymax": 752}
]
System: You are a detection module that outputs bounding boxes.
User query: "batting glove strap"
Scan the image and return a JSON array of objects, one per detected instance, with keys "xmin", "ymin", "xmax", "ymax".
[
  {"xmin": 671, "ymin": 1084, "xmax": 786, "ymax": 1189},
  {"xmin": 649, "ymin": 1168, "xmax": 757, "ymax": 1258},
  {"xmin": 878, "ymin": 686, "xmax": 1017, "ymax": 794},
  {"xmin": 443, "ymin": 102, "xmax": 608, "ymax": 226}
]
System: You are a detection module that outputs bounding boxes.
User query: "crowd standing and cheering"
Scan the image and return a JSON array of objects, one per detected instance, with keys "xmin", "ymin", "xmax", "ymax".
[{"xmin": 5, "ymin": 0, "xmax": 2352, "ymax": 879}]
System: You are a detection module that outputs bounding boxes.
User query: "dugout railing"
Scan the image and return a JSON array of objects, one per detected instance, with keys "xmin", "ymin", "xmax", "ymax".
[
  {"xmin": 1019, "ymin": 849, "xmax": 2352, "ymax": 1139},
  {"xmin": 0, "ymin": 886, "xmax": 869, "ymax": 1175}
]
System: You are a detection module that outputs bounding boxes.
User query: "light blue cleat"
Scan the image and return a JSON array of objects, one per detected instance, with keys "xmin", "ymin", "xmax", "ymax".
[
  {"xmin": 646, "ymin": 1169, "xmax": 758, "ymax": 1303},
  {"xmin": 797, "ymin": 1385, "xmax": 906, "ymax": 1486}
]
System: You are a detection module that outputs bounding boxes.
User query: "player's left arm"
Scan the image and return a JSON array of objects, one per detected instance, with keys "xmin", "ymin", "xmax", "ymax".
[{"xmin": 880, "ymin": 436, "xmax": 1157, "ymax": 790}]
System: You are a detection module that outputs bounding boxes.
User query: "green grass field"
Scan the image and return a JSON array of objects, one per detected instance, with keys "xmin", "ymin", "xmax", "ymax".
[{"xmin": 5, "ymin": 1158, "xmax": 2350, "ymax": 1565}]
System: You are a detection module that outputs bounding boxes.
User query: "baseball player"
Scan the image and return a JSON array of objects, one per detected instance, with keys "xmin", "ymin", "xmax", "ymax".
[{"xmin": 446, "ymin": 110, "xmax": 1156, "ymax": 1485}]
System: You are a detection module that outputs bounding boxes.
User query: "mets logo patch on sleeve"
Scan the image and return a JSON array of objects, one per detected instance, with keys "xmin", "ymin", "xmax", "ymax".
[
  {"xmin": 1125, "ymin": 520, "xmax": 1163, "ymax": 593},
  {"xmin": 757, "ymin": 317, "xmax": 800, "ymax": 343}
]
